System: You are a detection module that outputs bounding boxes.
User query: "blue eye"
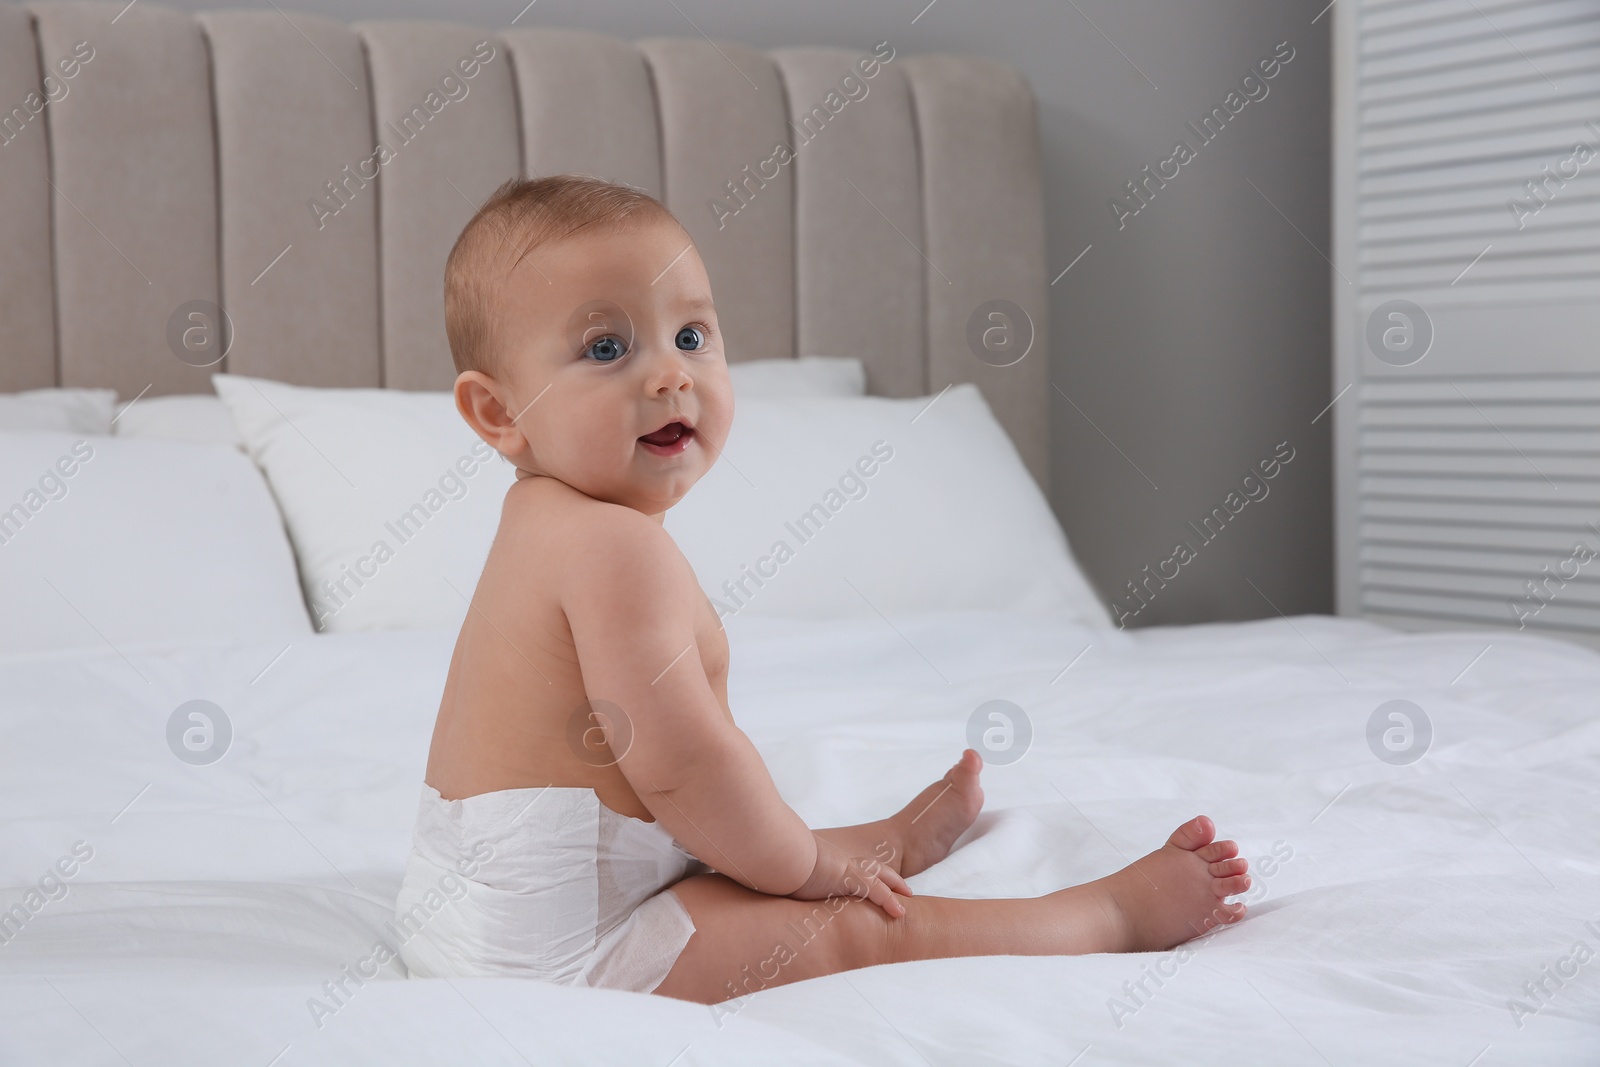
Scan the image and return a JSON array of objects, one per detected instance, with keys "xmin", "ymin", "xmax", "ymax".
[
  {"xmin": 675, "ymin": 325, "xmax": 705, "ymax": 351},
  {"xmin": 585, "ymin": 336, "xmax": 626, "ymax": 363}
]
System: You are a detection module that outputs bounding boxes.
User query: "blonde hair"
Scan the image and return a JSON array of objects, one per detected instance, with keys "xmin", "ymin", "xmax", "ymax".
[{"xmin": 443, "ymin": 174, "xmax": 675, "ymax": 376}]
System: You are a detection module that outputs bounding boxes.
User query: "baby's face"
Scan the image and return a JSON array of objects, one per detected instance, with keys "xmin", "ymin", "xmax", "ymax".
[{"xmin": 488, "ymin": 217, "xmax": 732, "ymax": 517}]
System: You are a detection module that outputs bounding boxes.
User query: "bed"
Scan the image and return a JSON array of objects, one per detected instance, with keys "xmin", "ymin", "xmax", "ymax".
[
  {"xmin": 3, "ymin": 612, "xmax": 1598, "ymax": 1064},
  {"xmin": 2, "ymin": 3, "xmax": 1598, "ymax": 1065}
]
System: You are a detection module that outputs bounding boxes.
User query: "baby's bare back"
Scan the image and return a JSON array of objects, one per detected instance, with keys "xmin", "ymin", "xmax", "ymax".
[{"xmin": 422, "ymin": 474, "xmax": 730, "ymax": 820}]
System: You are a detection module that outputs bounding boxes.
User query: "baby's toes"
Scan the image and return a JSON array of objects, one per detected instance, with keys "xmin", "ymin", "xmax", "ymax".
[
  {"xmin": 1213, "ymin": 901, "xmax": 1248, "ymax": 924},
  {"xmin": 1208, "ymin": 858, "xmax": 1249, "ymax": 878},
  {"xmin": 1166, "ymin": 816, "xmax": 1217, "ymax": 852},
  {"xmin": 1212, "ymin": 873, "xmax": 1252, "ymax": 898},
  {"xmin": 950, "ymin": 748, "xmax": 983, "ymax": 786},
  {"xmin": 1196, "ymin": 839, "xmax": 1239, "ymax": 863}
]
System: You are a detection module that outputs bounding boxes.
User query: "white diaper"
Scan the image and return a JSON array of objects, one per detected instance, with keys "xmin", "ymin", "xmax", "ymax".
[{"xmin": 393, "ymin": 783, "xmax": 706, "ymax": 992}]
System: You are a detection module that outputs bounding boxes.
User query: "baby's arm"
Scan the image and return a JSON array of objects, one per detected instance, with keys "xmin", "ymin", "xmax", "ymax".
[{"xmin": 561, "ymin": 507, "xmax": 907, "ymax": 917}]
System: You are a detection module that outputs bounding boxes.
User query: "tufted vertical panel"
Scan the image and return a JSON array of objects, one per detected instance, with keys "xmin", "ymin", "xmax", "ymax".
[
  {"xmin": 501, "ymin": 28, "xmax": 661, "ymax": 199},
  {"xmin": 903, "ymin": 54, "xmax": 1050, "ymax": 489},
  {"xmin": 771, "ymin": 45, "xmax": 925, "ymax": 397},
  {"xmin": 200, "ymin": 9, "xmax": 379, "ymax": 387},
  {"xmin": 637, "ymin": 38, "xmax": 792, "ymax": 366},
  {"xmin": 32, "ymin": 1, "xmax": 217, "ymax": 398},
  {"xmin": 0, "ymin": 12, "xmax": 1049, "ymax": 481},
  {"xmin": 0, "ymin": 4, "xmax": 56, "ymax": 390},
  {"xmin": 356, "ymin": 24, "xmax": 520, "ymax": 391}
]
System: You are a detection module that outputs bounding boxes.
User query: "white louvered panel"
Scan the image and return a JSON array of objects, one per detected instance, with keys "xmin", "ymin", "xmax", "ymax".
[
  {"xmin": 1363, "ymin": 519, "xmax": 1595, "ymax": 549},
  {"xmin": 1364, "ymin": 540, "xmax": 1600, "ymax": 574},
  {"xmin": 1369, "ymin": 451, "xmax": 1600, "ymax": 479},
  {"xmin": 1362, "ymin": 52, "xmax": 1598, "ymax": 121},
  {"xmin": 1363, "ymin": 587, "xmax": 1600, "ymax": 631},
  {"xmin": 1334, "ymin": 0, "xmax": 1600, "ymax": 642},
  {"xmin": 1366, "ymin": 475, "xmax": 1599, "ymax": 504},
  {"xmin": 1361, "ymin": 0, "xmax": 1600, "ymax": 55},
  {"xmin": 1364, "ymin": 427, "xmax": 1600, "ymax": 451},
  {"xmin": 1362, "ymin": 400, "xmax": 1600, "ymax": 425},
  {"xmin": 1357, "ymin": 272, "xmax": 1598, "ymax": 306},
  {"xmin": 1361, "ymin": 190, "xmax": 1600, "ymax": 247},
  {"xmin": 1360, "ymin": 217, "xmax": 1600, "ymax": 262},
  {"xmin": 1361, "ymin": 98, "xmax": 1599, "ymax": 153},
  {"xmin": 1364, "ymin": 496, "xmax": 1595, "ymax": 526},
  {"xmin": 1364, "ymin": 377, "xmax": 1600, "ymax": 401},
  {"xmin": 1364, "ymin": 16, "xmax": 1600, "ymax": 90},
  {"xmin": 1362, "ymin": 155, "xmax": 1600, "ymax": 204},
  {"xmin": 1366, "ymin": 565, "xmax": 1600, "ymax": 602},
  {"xmin": 1361, "ymin": 62, "xmax": 1599, "ymax": 130},
  {"xmin": 1361, "ymin": 451, "xmax": 1600, "ymax": 478},
  {"xmin": 1352, "ymin": 0, "xmax": 1600, "ymax": 305},
  {"xmin": 1354, "ymin": 378, "xmax": 1600, "ymax": 636}
]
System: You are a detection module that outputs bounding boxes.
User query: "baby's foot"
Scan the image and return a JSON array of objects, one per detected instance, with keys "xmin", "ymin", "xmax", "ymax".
[
  {"xmin": 1084, "ymin": 815, "xmax": 1250, "ymax": 952},
  {"xmin": 890, "ymin": 749, "xmax": 985, "ymax": 877}
]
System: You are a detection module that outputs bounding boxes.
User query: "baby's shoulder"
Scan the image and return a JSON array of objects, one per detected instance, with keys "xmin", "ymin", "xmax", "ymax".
[{"xmin": 502, "ymin": 476, "xmax": 687, "ymax": 590}]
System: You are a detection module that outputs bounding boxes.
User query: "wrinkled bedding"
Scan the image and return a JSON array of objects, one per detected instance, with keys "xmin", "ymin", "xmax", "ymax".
[{"xmin": 1, "ymin": 609, "xmax": 1597, "ymax": 1065}]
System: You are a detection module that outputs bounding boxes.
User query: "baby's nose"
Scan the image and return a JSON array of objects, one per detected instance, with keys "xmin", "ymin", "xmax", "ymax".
[{"xmin": 646, "ymin": 355, "xmax": 694, "ymax": 394}]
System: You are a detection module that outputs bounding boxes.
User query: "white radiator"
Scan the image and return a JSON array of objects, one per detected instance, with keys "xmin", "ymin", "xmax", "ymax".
[{"xmin": 1332, "ymin": 0, "xmax": 1600, "ymax": 644}]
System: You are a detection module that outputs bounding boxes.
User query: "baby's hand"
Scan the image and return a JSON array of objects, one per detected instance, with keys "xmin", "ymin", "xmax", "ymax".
[{"xmin": 790, "ymin": 834, "xmax": 912, "ymax": 918}]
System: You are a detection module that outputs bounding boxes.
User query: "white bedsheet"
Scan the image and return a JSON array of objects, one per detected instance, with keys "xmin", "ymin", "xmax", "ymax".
[{"xmin": 1, "ymin": 610, "xmax": 1597, "ymax": 1065}]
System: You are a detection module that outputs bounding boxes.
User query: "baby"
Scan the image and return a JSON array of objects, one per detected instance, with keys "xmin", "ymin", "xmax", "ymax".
[{"xmin": 393, "ymin": 174, "xmax": 1250, "ymax": 1003}]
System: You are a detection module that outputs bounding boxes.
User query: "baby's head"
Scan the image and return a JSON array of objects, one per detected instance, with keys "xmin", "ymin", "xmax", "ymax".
[{"xmin": 445, "ymin": 174, "xmax": 731, "ymax": 519}]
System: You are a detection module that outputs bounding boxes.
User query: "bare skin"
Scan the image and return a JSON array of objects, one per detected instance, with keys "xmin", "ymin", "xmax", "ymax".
[
  {"xmin": 430, "ymin": 210, "xmax": 1250, "ymax": 1005},
  {"xmin": 658, "ymin": 814, "xmax": 1250, "ymax": 1004}
]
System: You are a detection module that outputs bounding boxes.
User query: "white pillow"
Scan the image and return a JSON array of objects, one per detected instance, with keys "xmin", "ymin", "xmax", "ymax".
[
  {"xmin": 114, "ymin": 393, "xmax": 244, "ymax": 447},
  {"xmin": 727, "ymin": 356, "xmax": 865, "ymax": 398},
  {"xmin": 0, "ymin": 431, "xmax": 312, "ymax": 655},
  {"xmin": 663, "ymin": 384, "xmax": 1112, "ymax": 625},
  {"xmin": 0, "ymin": 388, "xmax": 116, "ymax": 434},
  {"xmin": 212, "ymin": 372, "xmax": 1104, "ymax": 630},
  {"xmin": 212, "ymin": 374, "xmax": 516, "ymax": 633}
]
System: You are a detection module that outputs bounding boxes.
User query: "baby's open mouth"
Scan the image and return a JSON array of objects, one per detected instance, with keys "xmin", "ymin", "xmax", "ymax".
[{"xmin": 638, "ymin": 420, "xmax": 694, "ymax": 456}]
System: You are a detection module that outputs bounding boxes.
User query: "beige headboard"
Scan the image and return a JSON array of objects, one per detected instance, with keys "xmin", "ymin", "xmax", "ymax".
[{"xmin": 0, "ymin": 2, "xmax": 1051, "ymax": 485}]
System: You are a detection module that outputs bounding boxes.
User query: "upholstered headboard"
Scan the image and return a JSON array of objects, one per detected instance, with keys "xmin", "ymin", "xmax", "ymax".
[{"xmin": 0, "ymin": 2, "xmax": 1051, "ymax": 485}]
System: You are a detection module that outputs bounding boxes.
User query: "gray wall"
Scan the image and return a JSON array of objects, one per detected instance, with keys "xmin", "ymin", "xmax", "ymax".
[{"xmin": 80, "ymin": 0, "xmax": 1335, "ymax": 627}]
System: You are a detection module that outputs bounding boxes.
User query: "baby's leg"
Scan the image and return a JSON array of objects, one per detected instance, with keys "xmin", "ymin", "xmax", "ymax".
[
  {"xmin": 815, "ymin": 750, "xmax": 985, "ymax": 878},
  {"xmin": 655, "ymin": 816, "xmax": 1249, "ymax": 1004}
]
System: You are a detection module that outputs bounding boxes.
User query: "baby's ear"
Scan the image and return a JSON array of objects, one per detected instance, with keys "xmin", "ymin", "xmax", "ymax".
[{"xmin": 454, "ymin": 370, "xmax": 526, "ymax": 457}]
